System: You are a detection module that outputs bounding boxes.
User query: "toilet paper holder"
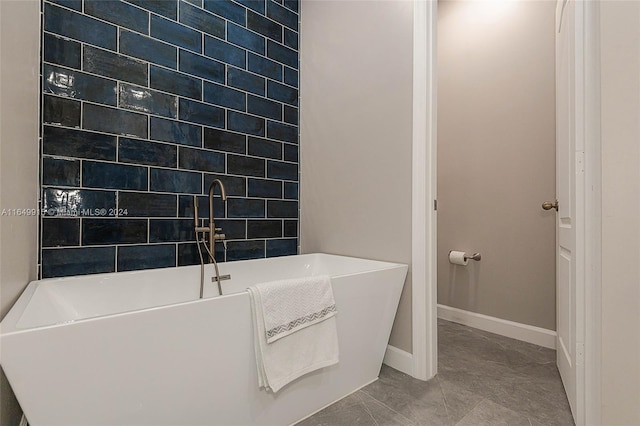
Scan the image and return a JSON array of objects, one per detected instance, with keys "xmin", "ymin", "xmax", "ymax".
[
  {"xmin": 465, "ymin": 252, "xmax": 481, "ymax": 261},
  {"xmin": 449, "ymin": 251, "xmax": 481, "ymax": 261}
]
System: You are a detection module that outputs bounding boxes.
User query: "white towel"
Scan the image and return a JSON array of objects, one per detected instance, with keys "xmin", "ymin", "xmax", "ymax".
[
  {"xmin": 248, "ymin": 275, "xmax": 339, "ymax": 392},
  {"xmin": 258, "ymin": 274, "xmax": 337, "ymax": 343}
]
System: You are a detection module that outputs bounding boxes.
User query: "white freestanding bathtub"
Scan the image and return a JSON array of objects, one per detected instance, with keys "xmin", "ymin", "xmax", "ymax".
[{"xmin": 0, "ymin": 253, "xmax": 407, "ymax": 426}]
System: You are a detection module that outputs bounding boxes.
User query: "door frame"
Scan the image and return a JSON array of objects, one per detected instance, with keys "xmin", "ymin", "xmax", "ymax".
[
  {"xmin": 411, "ymin": 0, "xmax": 438, "ymax": 381},
  {"xmin": 412, "ymin": 0, "xmax": 602, "ymax": 423},
  {"xmin": 582, "ymin": 1, "xmax": 602, "ymax": 424}
]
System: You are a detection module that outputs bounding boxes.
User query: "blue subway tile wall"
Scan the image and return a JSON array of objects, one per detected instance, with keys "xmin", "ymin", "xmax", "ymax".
[{"xmin": 41, "ymin": 0, "xmax": 299, "ymax": 278}]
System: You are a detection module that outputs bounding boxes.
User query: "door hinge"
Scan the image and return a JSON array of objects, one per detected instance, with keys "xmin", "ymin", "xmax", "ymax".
[{"xmin": 434, "ymin": 200, "xmax": 438, "ymax": 211}]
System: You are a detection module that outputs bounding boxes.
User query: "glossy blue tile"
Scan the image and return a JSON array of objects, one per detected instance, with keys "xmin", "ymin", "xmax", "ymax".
[
  {"xmin": 267, "ymin": 40, "xmax": 297, "ymax": 69},
  {"xmin": 44, "ymin": 33, "xmax": 81, "ymax": 69},
  {"xmin": 119, "ymin": 137, "xmax": 177, "ymax": 167},
  {"xmin": 42, "ymin": 218, "xmax": 80, "ymax": 247},
  {"xmin": 284, "ymin": 67, "xmax": 298, "ymax": 87},
  {"xmin": 178, "ymin": 242, "xmax": 224, "ymax": 265},
  {"xmin": 83, "ymin": 104, "xmax": 148, "ymax": 138},
  {"xmin": 149, "ymin": 219, "xmax": 194, "ymax": 242},
  {"xmin": 283, "ymin": 219, "xmax": 297, "ymax": 237},
  {"xmin": 228, "ymin": 154, "xmax": 265, "ymax": 177},
  {"xmin": 247, "ymin": 178, "xmax": 281, "ymax": 198},
  {"xmin": 150, "ymin": 168, "xmax": 202, "ymax": 193},
  {"xmin": 205, "ymin": 173, "xmax": 246, "ymax": 196},
  {"xmin": 43, "ymin": 95, "xmax": 80, "ymax": 127},
  {"xmin": 283, "ymin": 105, "xmax": 298, "ymax": 125},
  {"xmin": 267, "ymin": 1, "xmax": 297, "ymax": 30},
  {"xmin": 267, "ymin": 199, "xmax": 297, "ymax": 218},
  {"xmin": 43, "ymin": 126, "xmax": 117, "ymax": 161},
  {"xmin": 120, "ymin": 30, "xmax": 177, "ymax": 69},
  {"xmin": 179, "ymin": 98, "xmax": 225, "ymax": 128},
  {"xmin": 150, "ymin": 117, "xmax": 202, "ymax": 147},
  {"xmin": 179, "ymin": 50, "xmax": 225, "ymax": 84},
  {"xmin": 203, "ymin": 82, "xmax": 246, "ymax": 111},
  {"xmin": 118, "ymin": 192, "xmax": 177, "ymax": 217},
  {"xmin": 283, "ymin": 143, "xmax": 298, "ymax": 162},
  {"xmin": 283, "ymin": 28, "xmax": 298, "ymax": 50},
  {"xmin": 247, "ymin": 10, "xmax": 282, "ymax": 42},
  {"xmin": 284, "ymin": 0, "xmax": 298, "ymax": 13},
  {"xmin": 248, "ymin": 54, "xmax": 282, "ymax": 81},
  {"xmin": 215, "ymin": 219, "xmax": 246, "ymax": 239},
  {"xmin": 126, "ymin": 0, "xmax": 178, "ymax": 20},
  {"xmin": 228, "ymin": 23, "xmax": 265, "ymax": 55},
  {"xmin": 83, "ymin": 46, "xmax": 147, "ymax": 86},
  {"xmin": 40, "ymin": 0, "xmax": 300, "ymax": 271},
  {"xmin": 179, "ymin": 1, "xmax": 225, "ymax": 38},
  {"xmin": 47, "ymin": 0, "xmax": 82, "ymax": 11},
  {"xmin": 248, "ymin": 137, "xmax": 281, "ymax": 159},
  {"xmin": 83, "ymin": 161, "xmax": 148, "ymax": 190},
  {"xmin": 204, "ymin": 36, "xmax": 246, "ymax": 68},
  {"xmin": 151, "ymin": 15, "xmax": 201, "ymax": 53},
  {"xmin": 179, "ymin": 146, "xmax": 225, "ymax": 172},
  {"xmin": 42, "ymin": 157, "xmax": 80, "ymax": 187},
  {"xmin": 267, "ymin": 80, "xmax": 297, "ymax": 105},
  {"xmin": 267, "ymin": 160, "xmax": 297, "ymax": 181},
  {"xmin": 177, "ymin": 243, "xmax": 200, "ymax": 266},
  {"xmin": 235, "ymin": 0, "xmax": 265, "ymax": 14},
  {"xmin": 226, "ymin": 240, "xmax": 265, "ymax": 261},
  {"xmin": 42, "ymin": 247, "xmax": 115, "ymax": 278},
  {"xmin": 228, "ymin": 198, "xmax": 265, "ymax": 218},
  {"xmin": 247, "ymin": 219, "xmax": 281, "ymax": 238},
  {"xmin": 267, "ymin": 121, "xmax": 297, "ymax": 143},
  {"xmin": 284, "ymin": 182, "xmax": 297, "ymax": 199},
  {"xmin": 83, "ymin": 219, "xmax": 148, "ymax": 245},
  {"xmin": 266, "ymin": 238, "xmax": 297, "ymax": 257},
  {"xmin": 204, "ymin": 128, "xmax": 246, "ymax": 153},
  {"xmin": 247, "ymin": 95, "xmax": 281, "ymax": 120},
  {"xmin": 178, "ymin": 194, "xmax": 224, "ymax": 219},
  {"xmin": 85, "ymin": 0, "xmax": 149, "ymax": 34},
  {"xmin": 228, "ymin": 111, "xmax": 265, "ymax": 136},
  {"xmin": 43, "ymin": 188, "xmax": 117, "ymax": 217},
  {"xmin": 117, "ymin": 244, "xmax": 176, "ymax": 271},
  {"xmin": 44, "ymin": 3, "xmax": 117, "ymax": 51},
  {"xmin": 150, "ymin": 66, "xmax": 201, "ymax": 100},
  {"xmin": 203, "ymin": 0, "xmax": 246, "ymax": 25},
  {"xmin": 119, "ymin": 83, "xmax": 177, "ymax": 118},
  {"xmin": 44, "ymin": 64, "xmax": 117, "ymax": 106}
]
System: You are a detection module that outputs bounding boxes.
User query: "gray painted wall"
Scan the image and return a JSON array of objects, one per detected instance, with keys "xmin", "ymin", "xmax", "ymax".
[
  {"xmin": 600, "ymin": 2, "xmax": 640, "ymax": 423},
  {"xmin": 0, "ymin": 1, "xmax": 40, "ymax": 424},
  {"xmin": 437, "ymin": 0, "xmax": 557, "ymax": 330},
  {"xmin": 299, "ymin": 0, "xmax": 414, "ymax": 353}
]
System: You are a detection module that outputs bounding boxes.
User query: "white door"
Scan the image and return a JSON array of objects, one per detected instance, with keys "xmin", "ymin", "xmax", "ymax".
[{"xmin": 553, "ymin": 0, "xmax": 584, "ymax": 423}]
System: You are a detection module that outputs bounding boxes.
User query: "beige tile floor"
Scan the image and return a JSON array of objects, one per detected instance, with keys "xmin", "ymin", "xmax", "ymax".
[{"xmin": 297, "ymin": 319, "xmax": 574, "ymax": 426}]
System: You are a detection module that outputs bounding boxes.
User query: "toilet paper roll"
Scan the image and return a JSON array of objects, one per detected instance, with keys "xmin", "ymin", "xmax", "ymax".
[{"xmin": 449, "ymin": 251, "xmax": 468, "ymax": 266}]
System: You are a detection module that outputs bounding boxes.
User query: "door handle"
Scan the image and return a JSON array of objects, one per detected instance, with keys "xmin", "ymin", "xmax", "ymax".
[{"xmin": 542, "ymin": 200, "xmax": 559, "ymax": 211}]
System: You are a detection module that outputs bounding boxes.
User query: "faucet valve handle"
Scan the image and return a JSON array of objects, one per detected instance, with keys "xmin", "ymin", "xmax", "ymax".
[
  {"xmin": 214, "ymin": 227, "xmax": 223, "ymax": 232},
  {"xmin": 214, "ymin": 233, "xmax": 226, "ymax": 240}
]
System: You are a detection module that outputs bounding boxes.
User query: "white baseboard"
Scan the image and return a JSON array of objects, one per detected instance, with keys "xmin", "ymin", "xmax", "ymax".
[
  {"xmin": 382, "ymin": 345, "xmax": 413, "ymax": 376},
  {"xmin": 437, "ymin": 304, "xmax": 557, "ymax": 349}
]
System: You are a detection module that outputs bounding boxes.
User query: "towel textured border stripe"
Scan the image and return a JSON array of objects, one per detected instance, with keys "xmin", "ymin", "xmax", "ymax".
[{"xmin": 266, "ymin": 304, "xmax": 337, "ymax": 341}]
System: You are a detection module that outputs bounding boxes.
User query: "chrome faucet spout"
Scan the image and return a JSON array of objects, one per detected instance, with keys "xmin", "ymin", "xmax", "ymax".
[
  {"xmin": 193, "ymin": 179, "xmax": 229, "ymax": 299},
  {"xmin": 207, "ymin": 179, "xmax": 227, "ymax": 262}
]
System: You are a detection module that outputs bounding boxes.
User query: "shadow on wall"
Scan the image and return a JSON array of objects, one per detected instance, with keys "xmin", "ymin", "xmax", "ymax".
[{"xmin": 447, "ymin": 260, "xmax": 482, "ymax": 309}]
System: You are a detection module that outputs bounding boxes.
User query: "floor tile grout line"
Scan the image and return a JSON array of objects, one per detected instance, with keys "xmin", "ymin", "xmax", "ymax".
[
  {"xmin": 359, "ymin": 387, "xmax": 418, "ymax": 425},
  {"xmin": 452, "ymin": 398, "xmax": 487, "ymax": 426}
]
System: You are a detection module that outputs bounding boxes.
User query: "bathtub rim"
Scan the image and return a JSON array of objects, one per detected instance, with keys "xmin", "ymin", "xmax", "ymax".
[{"xmin": 0, "ymin": 253, "xmax": 408, "ymax": 336}]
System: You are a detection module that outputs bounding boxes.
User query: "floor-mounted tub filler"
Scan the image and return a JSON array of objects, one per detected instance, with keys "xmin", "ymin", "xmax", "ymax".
[{"xmin": 0, "ymin": 253, "xmax": 407, "ymax": 426}]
